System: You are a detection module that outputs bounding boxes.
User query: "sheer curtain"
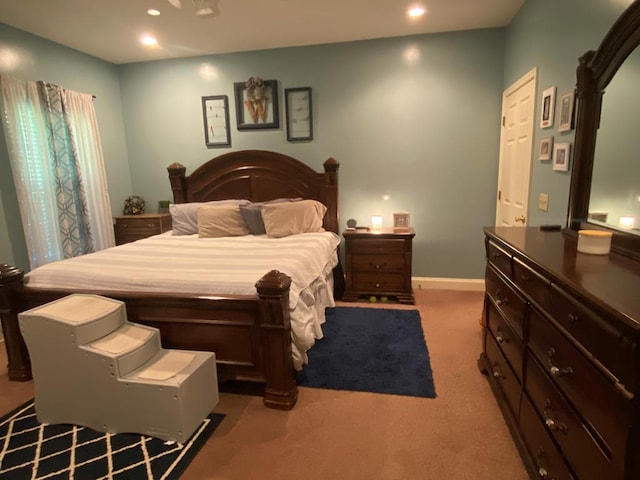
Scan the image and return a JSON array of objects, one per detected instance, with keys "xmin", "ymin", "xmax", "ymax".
[{"xmin": 0, "ymin": 74, "xmax": 115, "ymax": 269}]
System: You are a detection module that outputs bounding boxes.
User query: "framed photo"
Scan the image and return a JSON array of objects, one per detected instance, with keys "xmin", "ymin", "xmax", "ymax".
[
  {"xmin": 285, "ymin": 87, "xmax": 313, "ymax": 141},
  {"xmin": 553, "ymin": 142, "xmax": 571, "ymax": 172},
  {"xmin": 557, "ymin": 89, "xmax": 576, "ymax": 132},
  {"xmin": 201, "ymin": 95, "xmax": 230, "ymax": 147},
  {"xmin": 234, "ymin": 78, "xmax": 279, "ymax": 130},
  {"xmin": 538, "ymin": 136, "xmax": 553, "ymax": 161},
  {"xmin": 393, "ymin": 212, "xmax": 411, "ymax": 231},
  {"xmin": 540, "ymin": 86, "xmax": 556, "ymax": 129}
]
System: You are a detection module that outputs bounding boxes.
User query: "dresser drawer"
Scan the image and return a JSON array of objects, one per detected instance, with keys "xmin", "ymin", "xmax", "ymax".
[
  {"xmin": 528, "ymin": 308, "xmax": 629, "ymax": 457},
  {"xmin": 526, "ymin": 355, "xmax": 621, "ymax": 480},
  {"xmin": 486, "ymin": 239, "xmax": 512, "ymax": 278},
  {"xmin": 352, "ymin": 254, "xmax": 404, "ymax": 273},
  {"xmin": 351, "ymin": 238, "xmax": 406, "ymax": 255},
  {"xmin": 487, "ymin": 302, "xmax": 524, "ymax": 380},
  {"xmin": 513, "ymin": 258, "xmax": 551, "ymax": 311},
  {"xmin": 485, "ymin": 265, "xmax": 527, "ymax": 340},
  {"xmin": 352, "ymin": 272, "xmax": 404, "ymax": 291},
  {"xmin": 519, "ymin": 395, "xmax": 576, "ymax": 480},
  {"xmin": 485, "ymin": 330, "xmax": 521, "ymax": 419},
  {"xmin": 549, "ymin": 284, "xmax": 636, "ymax": 393}
]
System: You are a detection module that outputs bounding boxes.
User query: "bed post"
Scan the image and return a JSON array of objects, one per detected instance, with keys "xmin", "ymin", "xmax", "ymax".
[
  {"xmin": 167, "ymin": 163, "xmax": 188, "ymax": 204},
  {"xmin": 323, "ymin": 158, "xmax": 340, "ymax": 234},
  {"xmin": 0, "ymin": 265, "xmax": 31, "ymax": 381},
  {"xmin": 255, "ymin": 270, "xmax": 298, "ymax": 410}
]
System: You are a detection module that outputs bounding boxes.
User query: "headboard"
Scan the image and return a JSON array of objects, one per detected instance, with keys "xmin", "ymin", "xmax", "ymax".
[{"xmin": 167, "ymin": 150, "xmax": 340, "ymax": 234}]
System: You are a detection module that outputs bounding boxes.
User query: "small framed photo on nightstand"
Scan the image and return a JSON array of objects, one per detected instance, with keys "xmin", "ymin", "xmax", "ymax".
[{"xmin": 393, "ymin": 212, "xmax": 411, "ymax": 231}]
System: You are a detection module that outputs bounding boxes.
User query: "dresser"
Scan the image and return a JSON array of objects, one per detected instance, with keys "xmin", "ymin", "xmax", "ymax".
[
  {"xmin": 114, "ymin": 213, "xmax": 172, "ymax": 245},
  {"xmin": 480, "ymin": 226, "xmax": 640, "ymax": 480},
  {"xmin": 342, "ymin": 227, "xmax": 415, "ymax": 304}
]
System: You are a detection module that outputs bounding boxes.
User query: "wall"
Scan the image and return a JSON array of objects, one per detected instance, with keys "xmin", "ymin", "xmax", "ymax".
[
  {"xmin": 0, "ymin": 23, "xmax": 131, "ymax": 271},
  {"xmin": 503, "ymin": 0, "xmax": 633, "ymax": 226},
  {"xmin": 118, "ymin": 29, "xmax": 506, "ymax": 279}
]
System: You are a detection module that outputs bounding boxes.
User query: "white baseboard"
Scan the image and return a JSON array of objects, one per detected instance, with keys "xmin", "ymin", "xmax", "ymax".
[{"xmin": 412, "ymin": 276, "xmax": 485, "ymax": 292}]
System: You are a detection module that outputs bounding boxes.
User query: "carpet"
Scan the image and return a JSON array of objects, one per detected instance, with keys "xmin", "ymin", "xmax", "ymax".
[
  {"xmin": 297, "ymin": 306, "xmax": 436, "ymax": 398},
  {"xmin": 0, "ymin": 400, "xmax": 224, "ymax": 480}
]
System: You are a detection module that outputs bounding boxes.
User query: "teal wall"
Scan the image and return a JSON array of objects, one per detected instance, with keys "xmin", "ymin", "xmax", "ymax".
[
  {"xmin": 0, "ymin": 23, "xmax": 131, "ymax": 271},
  {"xmin": 0, "ymin": 0, "xmax": 635, "ymax": 278},
  {"xmin": 118, "ymin": 29, "xmax": 506, "ymax": 279},
  {"xmin": 503, "ymin": 0, "xmax": 631, "ymax": 226}
]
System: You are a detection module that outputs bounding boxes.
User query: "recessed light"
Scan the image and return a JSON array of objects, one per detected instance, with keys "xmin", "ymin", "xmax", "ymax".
[
  {"xmin": 147, "ymin": 9, "xmax": 161, "ymax": 16},
  {"xmin": 408, "ymin": 6, "xmax": 426, "ymax": 18},
  {"xmin": 141, "ymin": 35, "xmax": 158, "ymax": 46}
]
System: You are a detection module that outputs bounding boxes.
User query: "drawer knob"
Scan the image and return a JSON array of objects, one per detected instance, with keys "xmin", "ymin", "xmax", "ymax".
[
  {"xmin": 496, "ymin": 335, "xmax": 504, "ymax": 343},
  {"xmin": 375, "ymin": 283, "xmax": 380, "ymax": 288},
  {"xmin": 492, "ymin": 370, "xmax": 501, "ymax": 378}
]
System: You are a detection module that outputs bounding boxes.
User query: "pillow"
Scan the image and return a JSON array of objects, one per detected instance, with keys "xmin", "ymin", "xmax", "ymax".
[
  {"xmin": 261, "ymin": 199, "xmax": 327, "ymax": 238},
  {"xmin": 239, "ymin": 198, "xmax": 302, "ymax": 235},
  {"xmin": 170, "ymin": 200, "xmax": 247, "ymax": 235},
  {"xmin": 197, "ymin": 204, "xmax": 251, "ymax": 238}
]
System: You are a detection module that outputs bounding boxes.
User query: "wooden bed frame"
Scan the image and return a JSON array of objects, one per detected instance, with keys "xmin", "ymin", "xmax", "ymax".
[{"xmin": 0, "ymin": 150, "xmax": 340, "ymax": 411}]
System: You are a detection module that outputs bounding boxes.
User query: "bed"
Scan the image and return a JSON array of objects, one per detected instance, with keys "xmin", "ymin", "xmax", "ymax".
[{"xmin": 0, "ymin": 150, "xmax": 341, "ymax": 410}]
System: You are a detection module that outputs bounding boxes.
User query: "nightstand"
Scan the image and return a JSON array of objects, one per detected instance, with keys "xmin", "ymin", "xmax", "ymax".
[
  {"xmin": 342, "ymin": 227, "xmax": 415, "ymax": 304},
  {"xmin": 114, "ymin": 213, "xmax": 172, "ymax": 245}
]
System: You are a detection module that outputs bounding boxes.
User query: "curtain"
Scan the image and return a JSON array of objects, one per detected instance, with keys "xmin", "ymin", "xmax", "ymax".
[{"xmin": 0, "ymin": 75, "xmax": 115, "ymax": 269}]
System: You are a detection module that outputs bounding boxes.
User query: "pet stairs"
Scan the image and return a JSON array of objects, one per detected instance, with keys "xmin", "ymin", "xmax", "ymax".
[{"xmin": 18, "ymin": 294, "xmax": 219, "ymax": 444}]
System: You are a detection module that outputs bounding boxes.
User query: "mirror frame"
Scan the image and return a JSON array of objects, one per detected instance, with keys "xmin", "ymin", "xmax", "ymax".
[{"xmin": 567, "ymin": 1, "xmax": 640, "ymax": 260}]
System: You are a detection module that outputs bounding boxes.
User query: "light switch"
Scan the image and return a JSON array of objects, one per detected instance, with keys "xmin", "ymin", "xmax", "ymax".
[{"xmin": 538, "ymin": 193, "xmax": 549, "ymax": 212}]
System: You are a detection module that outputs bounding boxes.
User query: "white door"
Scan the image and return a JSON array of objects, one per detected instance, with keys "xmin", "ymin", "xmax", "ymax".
[{"xmin": 495, "ymin": 68, "xmax": 537, "ymax": 227}]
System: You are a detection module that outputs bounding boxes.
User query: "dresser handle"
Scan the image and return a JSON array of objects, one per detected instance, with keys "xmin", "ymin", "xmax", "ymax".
[
  {"xmin": 492, "ymin": 370, "xmax": 503, "ymax": 379},
  {"xmin": 520, "ymin": 274, "xmax": 530, "ymax": 282},
  {"xmin": 147, "ymin": 223, "xmax": 154, "ymax": 227},
  {"xmin": 492, "ymin": 252, "xmax": 501, "ymax": 259},
  {"xmin": 375, "ymin": 283, "xmax": 380, "ymax": 288},
  {"xmin": 543, "ymin": 400, "xmax": 568, "ymax": 434},
  {"xmin": 547, "ymin": 348, "xmax": 573, "ymax": 378},
  {"xmin": 496, "ymin": 335, "xmax": 504, "ymax": 343},
  {"xmin": 535, "ymin": 449, "xmax": 557, "ymax": 480},
  {"xmin": 567, "ymin": 313, "xmax": 579, "ymax": 323}
]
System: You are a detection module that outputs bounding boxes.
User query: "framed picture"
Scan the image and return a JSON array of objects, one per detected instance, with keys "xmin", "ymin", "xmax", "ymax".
[
  {"xmin": 553, "ymin": 142, "xmax": 571, "ymax": 171},
  {"xmin": 538, "ymin": 136, "xmax": 553, "ymax": 161},
  {"xmin": 557, "ymin": 89, "xmax": 576, "ymax": 132},
  {"xmin": 540, "ymin": 86, "xmax": 556, "ymax": 129},
  {"xmin": 393, "ymin": 212, "xmax": 411, "ymax": 231},
  {"xmin": 201, "ymin": 95, "xmax": 230, "ymax": 147},
  {"xmin": 234, "ymin": 78, "xmax": 279, "ymax": 130},
  {"xmin": 285, "ymin": 87, "xmax": 313, "ymax": 141}
]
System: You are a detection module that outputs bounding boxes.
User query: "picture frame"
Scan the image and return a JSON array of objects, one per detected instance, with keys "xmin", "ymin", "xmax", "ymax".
[
  {"xmin": 538, "ymin": 136, "xmax": 553, "ymax": 161},
  {"xmin": 393, "ymin": 212, "xmax": 411, "ymax": 231},
  {"xmin": 285, "ymin": 87, "xmax": 313, "ymax": 141},
  {"xmin": 201, "ymin": 95, "xmax": 231, "ymax": 147},
  {"xmin": 540, "ymin": 86, "xmax": 556, "ymax": 129},
  {"xmin": 234, "ymin": 78, "xmax": 279, "ymax": 130},
  {"xmin": 553, "ymin": 142, "xmax": 571, "ymax": 172},
  {"xmin": 557, "ymin": 89, "xmax": 576, "ymax": 132}
]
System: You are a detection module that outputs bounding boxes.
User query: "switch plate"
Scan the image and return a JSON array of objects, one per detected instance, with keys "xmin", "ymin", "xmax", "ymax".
[{"xmin": 538, "ymin": 193, "xmax": 549, "ymax": 212}]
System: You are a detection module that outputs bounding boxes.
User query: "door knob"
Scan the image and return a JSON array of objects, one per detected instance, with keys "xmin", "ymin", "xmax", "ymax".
[{"xmin": 515, "ymin": 215, "xmax": 526, "ymax": 223}]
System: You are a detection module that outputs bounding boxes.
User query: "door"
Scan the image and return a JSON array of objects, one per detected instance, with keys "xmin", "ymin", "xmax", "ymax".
[{"xmin": 495, "ymin": 68, "xmax": 536, "ymax": 227}]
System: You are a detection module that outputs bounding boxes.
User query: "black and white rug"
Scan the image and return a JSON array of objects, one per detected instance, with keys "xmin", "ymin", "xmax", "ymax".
[{"xmin": 0, "ymin": 400, "xmax": 224, "ymax": 480}]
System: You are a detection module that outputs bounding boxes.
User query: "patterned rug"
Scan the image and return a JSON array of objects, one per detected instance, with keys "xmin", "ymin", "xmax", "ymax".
[{"xmin": 0, "ymin": 400, "xmax": 224, "ymax": 480}]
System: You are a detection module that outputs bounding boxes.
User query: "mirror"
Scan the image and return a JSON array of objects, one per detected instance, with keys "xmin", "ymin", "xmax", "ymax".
[{"xmin": 567, "ymin": 1, "xmax": 640, "ymax": 260}]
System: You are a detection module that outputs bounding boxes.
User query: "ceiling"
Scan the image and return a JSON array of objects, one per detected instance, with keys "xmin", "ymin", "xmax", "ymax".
[{"xmin": 0, "ymin": 0, "xmax": 526, "ymax": 65}]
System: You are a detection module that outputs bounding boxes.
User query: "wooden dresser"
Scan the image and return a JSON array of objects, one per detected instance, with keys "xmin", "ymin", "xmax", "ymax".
[
  {"xmin": 114, "ymin": 213, "xmax": 172, "ymax": 245},
  {"xmin": 480, "ymin": 226, "xmax": 640, "ymax": 480},
  {"xmin": 342, "ymin": 227, "xmax": 415, "ymax": 304}
]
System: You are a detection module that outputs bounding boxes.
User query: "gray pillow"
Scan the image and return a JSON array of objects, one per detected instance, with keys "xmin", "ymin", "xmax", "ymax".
[{"xmin": 239, "ymin": 198, "xmax": 302, "ymax": 235}]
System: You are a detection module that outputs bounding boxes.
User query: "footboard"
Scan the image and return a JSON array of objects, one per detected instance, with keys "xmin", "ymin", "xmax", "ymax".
[{"xmin": 0, "ymin": 264, "xmax": 297, "ymax": 410}]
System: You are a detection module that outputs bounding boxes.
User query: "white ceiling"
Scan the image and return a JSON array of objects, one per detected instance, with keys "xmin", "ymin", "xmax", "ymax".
[{"xmin": 0, "ymin": 0, "xmax": 526, "ymax": 65}]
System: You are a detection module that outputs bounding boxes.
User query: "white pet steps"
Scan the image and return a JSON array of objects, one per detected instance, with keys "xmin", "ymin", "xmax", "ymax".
[{"xmin": 18, "ymin": 294, "xmax": 218, "ymax": 444}]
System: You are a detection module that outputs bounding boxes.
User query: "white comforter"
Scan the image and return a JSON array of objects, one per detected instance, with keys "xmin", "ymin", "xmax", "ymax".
[{"xmin": 25, "ymin": 231, "xmax": 341, "ymax": 369}]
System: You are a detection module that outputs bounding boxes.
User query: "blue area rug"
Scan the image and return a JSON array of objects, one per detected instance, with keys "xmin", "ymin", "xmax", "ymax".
[
  {"xmin": 297, "ymin": 307, "xmax": 436, "ymax": 398},
  {"xmin": 0, "ymin": 400, "xmax": 224, "ymax": 479}
]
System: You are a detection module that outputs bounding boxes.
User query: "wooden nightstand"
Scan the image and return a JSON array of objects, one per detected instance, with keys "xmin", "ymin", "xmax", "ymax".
[
  {"xmin": 342, "ymin": 227, "xmax": 415, "ymax": 304},
  {"xmin": 114, "ymin": 213, "xmax": 172, "ymax": 245}
]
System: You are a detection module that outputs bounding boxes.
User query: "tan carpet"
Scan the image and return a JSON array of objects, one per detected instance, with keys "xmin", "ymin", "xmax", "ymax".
[{"xmin": 0, "ymin": 288, "xmax": 528, "ymax": 480}]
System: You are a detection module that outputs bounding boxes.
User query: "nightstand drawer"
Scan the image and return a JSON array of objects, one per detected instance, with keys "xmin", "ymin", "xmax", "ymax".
[
  {"xmin": 352, "ymin": 272, "xmax": 404, "ymax": 291},
  {"xmin": 351, "ymin": 238, "xmax": 406, "ymax": 255},
  {"xmin": 117, "ymin": 218, "xmax": 162, "ymax": 233},
  {"xmin": 114, "ymin": 214, "xmax": 172, "ymax": 245},
  {"xmin": 351, "ymin": 254, "xmax": 404, "ymax": 273}
]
